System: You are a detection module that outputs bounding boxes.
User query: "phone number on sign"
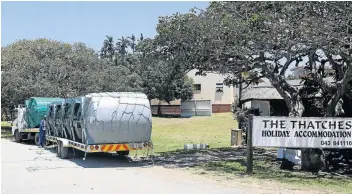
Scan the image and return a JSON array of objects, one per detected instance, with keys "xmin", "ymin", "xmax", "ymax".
[
  {"xmin": 320, "ymin": 141, "xmax": 352, "ymax": 146},
  {"xmin": 333, "ymin": 141, "xmax": 352, "ymax": 146}
]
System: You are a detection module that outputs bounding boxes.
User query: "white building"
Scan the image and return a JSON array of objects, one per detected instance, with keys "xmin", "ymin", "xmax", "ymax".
[
  {"xmin": 151, "ymin": 69, "xmax": 240, "ymax": 113},
  {"xmin": 187, "ymin": 69, "xmax": 239, "ymax": 105}
]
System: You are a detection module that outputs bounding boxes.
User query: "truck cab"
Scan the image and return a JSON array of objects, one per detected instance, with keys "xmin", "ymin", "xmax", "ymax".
[{"xmin": 11, "ymin": 97, "xmax": 64, "ymax": 144}]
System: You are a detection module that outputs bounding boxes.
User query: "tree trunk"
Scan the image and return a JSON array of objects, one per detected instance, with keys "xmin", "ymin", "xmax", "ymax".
[
  {"xmin": 293, "ymin": 97, "xmax": 325, "ymax": 172},
  {"xmin": 262, "ymin": 60, "xmax": 326, "ymax": 172}
]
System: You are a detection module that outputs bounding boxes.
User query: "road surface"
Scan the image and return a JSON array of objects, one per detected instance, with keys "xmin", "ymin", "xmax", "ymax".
[{"xmin": 1, "ymin": 139, "xmax": 249, "ymax": 194}]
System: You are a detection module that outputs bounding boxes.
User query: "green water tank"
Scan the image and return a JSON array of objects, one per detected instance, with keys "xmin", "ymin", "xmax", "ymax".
[{"xmin": 26, "ymin": 97, "xmax": 63, "ymax": 128}]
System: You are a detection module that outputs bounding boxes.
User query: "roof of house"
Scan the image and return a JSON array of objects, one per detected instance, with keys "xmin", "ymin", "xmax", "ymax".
[{"xmin": 241, "ymin": 77, "xmax": 335, "ymax": 101}]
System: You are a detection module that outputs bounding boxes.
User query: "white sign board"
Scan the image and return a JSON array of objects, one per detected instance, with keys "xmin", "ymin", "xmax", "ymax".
[{"xmin": 252, "ymin": 116, "xmax": 352, "ymax": 148}]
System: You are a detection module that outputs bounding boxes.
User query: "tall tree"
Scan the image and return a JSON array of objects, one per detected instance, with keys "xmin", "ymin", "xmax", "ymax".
[
  {"xmin": 152, "ymin": 2, "xmax": 352, "ymax": 171},
  {"xmin": 1, "ymin": 38, "xmax": 141, "ymax": 114},
  {"xmin": 99, "ymin": 34, "xmax": 194, "ymax": 110}
]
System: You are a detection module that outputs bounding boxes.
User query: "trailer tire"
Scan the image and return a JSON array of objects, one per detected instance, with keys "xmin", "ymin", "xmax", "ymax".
[
  {"xmin": 14, "ymin": 130, "xmax": 22, "ymax": 143},
  {"xmin": 117, "ymin": 151, "xmax": 130, "ymax": 158},
  {"xmin": 45, "ymin": 139, "xmax": 50, "ymax": 146},
  {"xmin": 280, "ymin": 158, "xmax": 295, "ymax": 170},
  {"xmin": 61, "ymin": 146, "xmax": 69, "ymax": 159},
  {"xmin": 60, "ymin": 145, "xmax": 69, "ymax": 159},
  {"xmin": 34, "ymin": 133, "xmax": 40, "ymax": 146},
  {"xmin": 57, "ymin": 141, "xmax": 62, "ymax": 157}
]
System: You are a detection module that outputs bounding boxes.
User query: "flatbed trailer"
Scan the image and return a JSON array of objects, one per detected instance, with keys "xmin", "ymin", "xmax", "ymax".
[
  {"xmin": 45, "ymin": 92, "xmax": 154, "ymax": 160},
  {"xmin": 46, "ymin": 135, "xmax": 153, "ymax": 159}
]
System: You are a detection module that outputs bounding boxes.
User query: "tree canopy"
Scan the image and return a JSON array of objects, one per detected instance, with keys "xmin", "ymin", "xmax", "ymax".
[
  {"xmin": 152, "ymin": 2, "xmax": 352, "ymax": 118},
  {"xmin": 1, "ymin": 38, "xmax": 142, "ymax": 112},
  {"xmin": 149, "ymin": 1, "xmax": 352, "ymax": 171},
  {"xmin": 1, "ymin": 36, "xmax": 194, "ymax": 116},
  {"xmin": 99, "ymin": 34, "xmax": 194, "ymax": 104}
]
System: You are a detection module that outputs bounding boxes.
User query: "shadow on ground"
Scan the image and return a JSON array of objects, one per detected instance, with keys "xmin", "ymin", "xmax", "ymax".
[
  {"xmin": 43, "ymin": 145, "xmax": 153, "ymax": 169},
  {"xmin": 10, "ymin": 137, "xmax": 352, "ymax": 184},
  {"xmin": 153, "ymin": 147, "xmax": 273, "ymax": 170},
  {"xmin": 152, "ymin": 147, "xmax": 352, "ymax": 182}
]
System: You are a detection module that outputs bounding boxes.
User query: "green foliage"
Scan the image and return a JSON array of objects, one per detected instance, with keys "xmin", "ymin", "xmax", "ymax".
[
  {"xmin": 1, "ymin": 38, "xmax": 141, "ymax": 111},
  {"xmin": 149, "ymin": 1, "xmax": 352, "ymax": 172},
  {"xmin": 100, "ymin": 34, "xmax": 194, "ymax": 103},
  {"xmin": 151, "ymin": 1, "xmax": 352, "ymax": 115}
]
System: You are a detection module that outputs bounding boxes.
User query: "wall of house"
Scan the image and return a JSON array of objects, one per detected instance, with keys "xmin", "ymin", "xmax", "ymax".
[
  {"xmin": 150, "ymin": 71, "xmax": 270, "ymax": 107},
  {"xmin": 243, "ymin": 100, "xmax": 270, "ymax": 116},
  {"xmin": 187, "ymin": 69, "xmax": 237, "ymax": 104},
  {"xmin": 149, "ymin": 70, "xmax": 239, "ymax": 114},
  {"xmin": 151, "ymin": 105, "xmax": 181, "ymax": 115}
]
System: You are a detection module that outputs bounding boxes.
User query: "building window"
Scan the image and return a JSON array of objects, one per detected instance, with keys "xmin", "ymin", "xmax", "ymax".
[
  {"xmin": 194, "ymin": 84, "xmax": 201, "ymax": 91},
  {"xmin": 216, "ymin": 83, "xmax": 224, "ymax": 92}
]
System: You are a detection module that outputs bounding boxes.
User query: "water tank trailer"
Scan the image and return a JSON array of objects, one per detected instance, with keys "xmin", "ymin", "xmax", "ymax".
[{"xmin": 45, "ymin": 92, "xmax": 153, "ymax": 159}]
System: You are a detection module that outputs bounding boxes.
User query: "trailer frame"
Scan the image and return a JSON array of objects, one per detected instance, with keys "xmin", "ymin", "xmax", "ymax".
[{"xmin": 46, "ymin": 135, "xmax": 153, "ymax": 160}]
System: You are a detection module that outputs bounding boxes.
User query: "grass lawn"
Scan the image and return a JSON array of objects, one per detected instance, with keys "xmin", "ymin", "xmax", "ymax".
[
  {"xmin": 149, "ymin": 113, "xmax": 352, "ymax": 193},
  {"xmin": 1, "ymin": 121, "xmax": 12, "ymax": 128},
  {"xmin": 1, "ymin": 121, "xmax": 12, "ymax": 138},
  {"xmin": 151, "ymin": 113, "xmax": 237, "ymax": 153}
]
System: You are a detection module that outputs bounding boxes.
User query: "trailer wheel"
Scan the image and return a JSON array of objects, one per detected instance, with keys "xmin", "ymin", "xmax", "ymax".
[
  {"xmin": 60, "ymin": 145, "xmax": 69, "ymax": 159},
  {"xmin": 34, "ymin": 133, "xmax": 40, "ymax": 146},
  {"xmin": 45, "ymin": 139, "xmax": 50, "ymax": 146},
  {"xmin": 61, "ymin": 146, "xmax": 68, "ymax": 159},
  {"xmin": 56, "ymin": 141, "xmax": 62, "ymax": 157},
  {"xmin": 117, "ymin": 151, "xmax": 130, "ymax": 158},
  {"xmin": 14, "ymin": 130, "xmax": 22, "ymax": 143},
  {"xmin": 280, "ymin": 158, "xmax": 295, "ymax": 170}
]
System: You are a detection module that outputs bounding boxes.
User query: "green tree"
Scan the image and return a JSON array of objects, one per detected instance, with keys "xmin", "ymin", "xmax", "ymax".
[
  {"xmin": 100, "ymin": 34, "xmax": 194, "ymax": 112},
  {"xmin": 1, "ymin": 38, "xmax": 141, "ymax": 113},
  {"xmin": 152, "ymin": 2, "xmax": 352, "ymax": 171}
]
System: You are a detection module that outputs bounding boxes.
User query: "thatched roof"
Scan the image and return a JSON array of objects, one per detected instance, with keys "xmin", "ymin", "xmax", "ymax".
[
  {"xmin": 241, "ymin": 87, "xmax": 283, "ymax": 101},
  {"xmin": 241, "ymin": 77, "xmax": 335, "ymax": 101}
]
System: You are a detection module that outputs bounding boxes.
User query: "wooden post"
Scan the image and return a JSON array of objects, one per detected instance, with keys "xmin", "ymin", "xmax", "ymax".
[
  {"xmin": 247, "ymin": 114, "xmax": 254, "ymax": 175},
  {"xmin": 231, "ymin": 129, "xmax": 242, "ymax": 147}
]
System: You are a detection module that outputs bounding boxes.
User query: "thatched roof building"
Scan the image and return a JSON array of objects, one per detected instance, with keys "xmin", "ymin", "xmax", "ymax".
[{"xmin": 241, "ymin": 77, "xmax": 335, "ymax": 102}]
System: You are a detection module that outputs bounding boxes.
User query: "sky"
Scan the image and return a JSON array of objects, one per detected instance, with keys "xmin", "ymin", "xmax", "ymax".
[{"xmin": 1, "ymin": 1, "xmax": 209, "ymax": 51}]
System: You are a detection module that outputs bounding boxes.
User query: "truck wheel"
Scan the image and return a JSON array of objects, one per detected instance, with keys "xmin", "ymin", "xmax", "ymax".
[
  {"xmin": 14, "ymin": 130, "xmax": 22, "ymax": 143},
  {"xmin": 34, "ymin": 133, "xmax": 40, "ymax": 146},
  {"xmin": 60, "ymin": 144, "xmax": 69, "ymax": 159},
  {"xmin": 117, "ymin": 151, "xmax": 130, "ymax": 158}
]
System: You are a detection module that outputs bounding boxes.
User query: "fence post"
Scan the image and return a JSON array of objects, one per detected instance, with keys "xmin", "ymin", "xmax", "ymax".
[{"xmin": 247, "ymin": 114, "xmax": 254, "ymax": 175}]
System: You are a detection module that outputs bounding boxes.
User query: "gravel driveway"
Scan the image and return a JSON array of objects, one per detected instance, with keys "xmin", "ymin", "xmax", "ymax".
[{"xmin": 1, "ymin": 139, "xmax": 249, "ymax": 194}]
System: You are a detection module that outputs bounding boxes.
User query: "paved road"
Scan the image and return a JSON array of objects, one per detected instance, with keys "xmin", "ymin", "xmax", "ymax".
[{"xmin": 1, "ymin": 139, "xmax": 249, "ymax": 194}]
